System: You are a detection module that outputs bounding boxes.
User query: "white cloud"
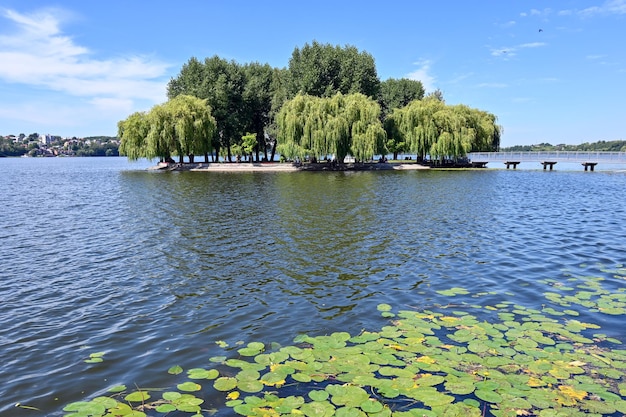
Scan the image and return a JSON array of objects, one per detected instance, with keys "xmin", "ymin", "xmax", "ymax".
[
  {"xmin": 406, "ymin": 59, "xmax": 436, "ymax": 92},
  {"xmin": 500, "ymin": 20, "xmax": 516, "ymax": 28},
  {"xmin": 490, "ymin": 41, "xmax": 546, "ymax": 58},
  {"xmin": 552, "ymin": 0, "xmax": 626, "ymax": 17},
  {"xmin": 519, "ymin": 42, "xmax": 547, "ymax": 49},
  {"xmin": 0, "ymin": 7, "xmax": 171, "ymax": 135},
  {"xmin": 579, "ymin": 0, "xmax": 626, "ymax": 16}
]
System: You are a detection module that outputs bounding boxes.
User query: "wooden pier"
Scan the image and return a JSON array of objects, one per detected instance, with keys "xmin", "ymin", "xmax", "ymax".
[
  {"xmin": 541, "ymin": 161, "xmax": 557, "ymax": 170},
  {"xmin": 582, "ymin": 162, "xmax": 598, "ymax": 171},
  {"xmin": 467, "ymin": 151, "xmax": 626, "ymax": 171}
]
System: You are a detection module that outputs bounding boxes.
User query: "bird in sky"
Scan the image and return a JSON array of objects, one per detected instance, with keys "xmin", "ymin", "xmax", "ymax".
[{"xmin": 539, "ymin": 28, "xmax": 543, "ymax": 32}]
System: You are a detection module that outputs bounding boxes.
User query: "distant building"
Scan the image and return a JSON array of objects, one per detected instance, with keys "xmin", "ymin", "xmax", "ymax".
[{"xmin": 39, "ymin": 134, "xmax": 53, "ymax": 145}]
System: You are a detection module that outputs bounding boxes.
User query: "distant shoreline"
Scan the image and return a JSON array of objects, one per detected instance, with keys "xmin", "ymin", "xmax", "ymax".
[{"xmin": 149, "ymin": 161, "xmax": 432, "ymax": 172}]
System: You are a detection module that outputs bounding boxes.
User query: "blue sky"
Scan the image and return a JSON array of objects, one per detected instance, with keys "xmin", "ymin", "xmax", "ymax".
[{"xmin": 0, "ymin": 1, "xmax": 624, "ymax": 146}]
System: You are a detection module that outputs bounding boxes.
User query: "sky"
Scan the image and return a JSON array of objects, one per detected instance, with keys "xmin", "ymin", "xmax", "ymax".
[{"xmin": 0, "ymin": 1, "xmax": 624, "ymax": 147}]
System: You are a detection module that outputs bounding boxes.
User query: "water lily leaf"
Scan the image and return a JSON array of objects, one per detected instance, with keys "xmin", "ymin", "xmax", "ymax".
[
  {"xmin": 162, "ymin": 391, "xmax": 181, "ymax": 401},
  {"xmin": 82, "ymin": 351, "xmax": 104, "ymax": 365},
  {"xmin": 261, "ymin": 371, "xmax": 287, "ymax": 387},
  {"xmin": 107, "ymin": 385, "xmax": 126, "ymax": 393},
  {"xmin": 63, "ymin": 401, "xmax": 106, "ymax": 415},
  {"xmin": 91, "ymin": 396, "xmax": 117, "ymax": 409},
  {"xmin": 474, "ymin": 389, "xmax": 502, "ymax": 403},
  {"xmin": 238, "ymin": 347, "xmax": 263, "ymax": 356},
  {"xmin": 467, "ymin": 340, "xmax": 489, "ymax": 353},
  {"xmin": 422, "ymin": 391, "xmax": 455, "ymax": 407},
  {"xmin": 236, "ymin": 368, "xmax": 261, "ymax": 381},
  {"xmin": 377, "ymin": 304, "xmax": 392, "ymax": 311},
  {"xmin": 188, "ymin": 367, "xmax": 219, "ymax": 379},
  {"xmin": 213, "ymin": 377, "xmax": 237, "ymax": 391},
  {"xmin": 359, "ymin": 398, "xmax": 383, "ymax": 413},
  {"xmin": 168, "ymin": 365, "xmax": 183, "ymax": 375},
  {"xmin": 580, "ymin": 399, "xmax": 616, "ymax": 414},
  {"xmin": 436, "ymin": 287, "xmax": 469, "ymax": 296},
  {"xmin": 309, "ymin": 390, "xmax": 329, "ymax": 401},
  {"xmin": 155, "ymin": 404, "xmax": 177, "ymax": 413},
  {"xmin": 613, "ymin": 398, "xmax": 626, "ymax": 413},
  {"xmin": 177, "ymin": 381, "xmax": 201, "ymax": 392},
  {"xmin": 236, "ymin": 379, "xmax": 264, "ymax": 393},
  {"xmin": 300, "ymin": 400, "xmax": 335, "ymax": 417},
  {"xmin": 124, "ymin": 391, "xmax": 150, "ymax": 402},
  {"xmin": 335, "ymin": 406, "xmax": 363, "ymax": 417},
  {"xmin": 326, "ymin": 384, "xmax": 369, "ymax": 407},
  {"xmin": 445, "ymin": 379, "xmax": 475, "ymax": 395},
  {"xmin": 233, "ymin": 403, "xmax": 255, "ymax": 416}
]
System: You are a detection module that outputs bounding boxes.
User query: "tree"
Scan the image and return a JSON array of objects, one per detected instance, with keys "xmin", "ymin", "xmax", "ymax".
[
  {"xmin": 118, "ymin": 112, "xmax": 151, "ymax": 160},
  {"xmin": 165, "ymin": 95, "xmax": 217, "ymax": 163},
  {"xmin": 386, "ymin": 97, "xmax": 501, "ymax": 162},
  {"xmin": 276, "ymin": 93, "xmax": 386, "ymax": 163},
  {"xmin": 287, "ymin": 41, "xmax": 380, "ymax": 99},
  {"xmin": 378, "ymin": 78, "xmax": 425, "ymax": 119},
  {"xmin": 168, "ymin": 56, "xmax": 246, "ymax": 161},
  {"xmin": 242, "ymin": 62, "xmax": 275, "ymax": 161},
  {"xmin": 118, "ymin": 95, "xmax": 216, "ymax": 163}
]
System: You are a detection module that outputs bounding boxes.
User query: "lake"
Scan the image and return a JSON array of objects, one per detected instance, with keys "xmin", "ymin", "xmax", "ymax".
[{"xmin": 1, "ymin": 157, "xmax": 625, "ymax": 416}]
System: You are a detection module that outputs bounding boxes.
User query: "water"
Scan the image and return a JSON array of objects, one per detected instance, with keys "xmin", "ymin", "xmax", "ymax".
[{"xmin": 1, "ymin": 157, "xmax": 625, "ymax": 416}]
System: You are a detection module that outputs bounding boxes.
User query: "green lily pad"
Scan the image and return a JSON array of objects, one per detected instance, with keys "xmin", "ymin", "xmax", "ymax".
[
  {"xmin": 475, "ymin": 389, "xmax": 502, "ymax": 403},
  {"xmin": 167, "ymin": 365, "xmax": 183, "ymax": 375},
  {"xmin": 177, "ymin": 381, "xmax": 201, "ymax": 392},
  {"xmin": 124, "ymin": 391, "xmax": 150, "ymax": 402},
  {"xmin": 213, "ymin": 377, "xmax": 237, "ymax": 391}
]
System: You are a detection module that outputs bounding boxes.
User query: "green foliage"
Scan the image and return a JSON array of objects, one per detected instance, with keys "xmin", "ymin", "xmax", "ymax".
[
  {"xmin": 167, "ymin": 56, "xmax": 248, "ymax": 161},
  {"xmin": 287, "ymin": 41, "xmax": 380, "ymax": 99},
  {"xmin": 84, "ymin": 351, "xmax": 105, "ymax": 364},
  {"xmin": 118, "ymin": 95, "xmax": 216, "ymax": 162},
  {"xmin": 387, "ymin": 97, "xmax": 501, "ymax": 160},
  {"xmin": 276, "ymin": 93, "xmax": 386, "ymax": 162},
  {"xmin": 378, "ymin": 78, "xmax": 425, "ymax": 119},
  {"xmin": 61, "ymin": 268, "xmax": 626, "ymax": 417}
]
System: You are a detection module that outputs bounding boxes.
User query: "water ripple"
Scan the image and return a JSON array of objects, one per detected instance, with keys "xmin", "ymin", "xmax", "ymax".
[{"xmin": 0, "ymin": 159, "xmax": 625, "ymax": 415}]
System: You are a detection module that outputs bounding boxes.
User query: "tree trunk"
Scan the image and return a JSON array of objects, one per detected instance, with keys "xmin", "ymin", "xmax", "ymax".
[
  {"xmin": 204, "ymin": 152, "xmax": 209, "ymax": 163},
  {"xmin": 270, "ymin": 140, "xmax": 277, "ymax": 162}
]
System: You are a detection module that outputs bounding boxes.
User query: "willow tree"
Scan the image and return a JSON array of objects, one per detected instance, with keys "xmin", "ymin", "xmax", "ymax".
[
  {"xmin": 165, "ymin": 95, "xmax": 216, "ymax": 163},
  {"xmin": 118, "ymin": 95, "xmax": 216, "ymax": 163},
  {"xmin": 118, "ymin": 111, "xmax": 152, "ymax": 160},
  {"xmin": 276, "ymin": 93, "xmax": 386, "ymax": 163},
  {"xmin": 344, "ymin": 93, "xmax": 386, "ymax": 162},
  {"xmin": 386, "ymin": 98, "xmax": 500, "ymax": 161}
]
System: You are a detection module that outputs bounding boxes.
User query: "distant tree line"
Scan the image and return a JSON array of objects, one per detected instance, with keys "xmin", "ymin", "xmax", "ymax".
[
  {"xmin": 118, "ymin": 41, "xmax": 503, "ymax": 163},
  {"xmin": 0, "ymin": 134, "xmax": 119, "ymax": 157},
  {"xmin": 501, "ymin": 140, "xmax": 626, "ymax": 153}
]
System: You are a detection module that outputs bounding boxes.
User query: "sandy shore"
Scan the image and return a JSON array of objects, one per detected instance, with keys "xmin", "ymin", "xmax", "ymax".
[{"xmin": 150, "ymin": 162, "xmax": 431, "ymax": 172}]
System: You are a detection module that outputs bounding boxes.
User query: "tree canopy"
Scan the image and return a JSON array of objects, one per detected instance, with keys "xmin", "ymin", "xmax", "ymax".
[
  {"xmin": 276, "ymin": 93, "xmax": 386, "ymax": 163},
  {"xmin": 385, "ymin": 97, "xmax": 501, "ymax": 161},
  {"xmin": 287, "ymin": 41, "xmax": 380, "ymax": 99},
  {"xmin": 118, "ymin": 95, "xmax": 216, "ymax": 162},
  {"xmin": 121, "ymin": 40, "xmax": 503, "ymax": 164},
  {"xmin": 378, "ymin": 78, "xmax": 425, "ymax": 119}
]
